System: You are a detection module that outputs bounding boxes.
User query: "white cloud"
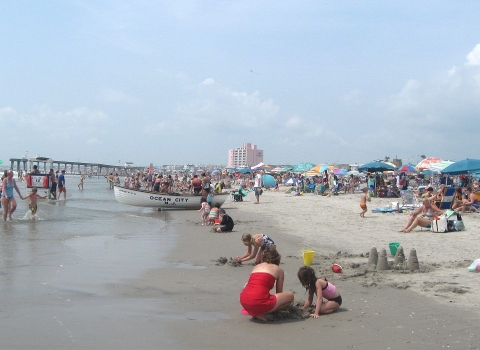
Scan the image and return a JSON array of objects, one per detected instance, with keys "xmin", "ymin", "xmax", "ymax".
[
  {"xmin": 285, "ymin": 116, "xmax": 301, "ymax": 128},
  {"xmin": 0, "ymin": 106, "xmax": 18, "ymax": 122},
  {"xmin": 203, "ymin": 78, "xmax": 215, "ymax": 85},
  {"xmin": 466, "ymin": 43, "xmax": 480, "ymax": 66},
  {"xmin": 100, "ymin": 87, "xmax": 138, "ymax": 104}
]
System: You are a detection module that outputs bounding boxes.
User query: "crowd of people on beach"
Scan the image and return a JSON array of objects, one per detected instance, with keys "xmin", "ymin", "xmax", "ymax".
[{"xmin": 3, "ymin": 163, "xmax": 479, "ymax": 322}]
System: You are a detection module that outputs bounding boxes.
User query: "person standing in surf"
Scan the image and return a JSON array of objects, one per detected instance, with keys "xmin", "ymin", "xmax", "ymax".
[
  {"xmin": 1, "ymin": 170, "xmax": 24, "ymax": 221},
  {"xmin": 57, "ymin": 170, "xmax": 66, "ymax": 200},
  {"xmin": 49, "ymin": 169, "xmax": 57, "ymax": 199}
]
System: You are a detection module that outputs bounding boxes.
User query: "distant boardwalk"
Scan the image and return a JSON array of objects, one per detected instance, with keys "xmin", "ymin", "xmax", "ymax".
[{"xmin": 9, "ymin": 158, "xmax": 144, "ymax": 175}]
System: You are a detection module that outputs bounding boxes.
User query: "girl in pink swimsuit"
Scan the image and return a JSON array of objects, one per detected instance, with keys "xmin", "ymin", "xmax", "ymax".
[{"xmin": 297, "ymin": 266, "xmax": 342, "ymax": 318}]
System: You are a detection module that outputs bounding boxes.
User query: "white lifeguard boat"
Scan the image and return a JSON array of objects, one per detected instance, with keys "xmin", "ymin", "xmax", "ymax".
[{"xmin": 113, "ymin": 185, "xmax": 230, "ymax": 210}]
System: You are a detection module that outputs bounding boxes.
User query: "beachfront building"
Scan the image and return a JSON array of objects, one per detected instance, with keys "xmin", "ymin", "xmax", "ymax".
[{"xmin": 228, "ymin": 143, "xmax": 263, "ymax": 168}]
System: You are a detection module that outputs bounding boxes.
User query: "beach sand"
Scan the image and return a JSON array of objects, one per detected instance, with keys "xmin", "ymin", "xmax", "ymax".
[{"xmin": 113, "ymin": 188, "xmax": 480, "ymax": 349}]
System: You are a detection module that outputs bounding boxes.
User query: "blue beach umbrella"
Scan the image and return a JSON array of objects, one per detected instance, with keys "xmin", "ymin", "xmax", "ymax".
[
  {"xmin": 262, "ymin": 174, "xmax": 276, "ymax": 187},
  {"xmin": 358, "ymin": 161, "xmax": 394, "ymax": 172},
  {"xmin": 292, "ymin": 162, "xmax": 316, "ymax": 172},
  {"xmin": 441, "ymin": 158, "xmax": 480, "ymax": 175},
  {"xmin": 421, "ymin": 169, "xmax": 440, "ymax": 176},
  {"xmin": 236, "ymin": 168, "xmax": 252, "ymax": 174}
]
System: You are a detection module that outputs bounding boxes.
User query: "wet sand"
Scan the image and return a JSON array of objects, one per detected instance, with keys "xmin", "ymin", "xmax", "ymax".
[{"xmin": 118, "ymin": 189, "xmax": 479, "ymax": 349}]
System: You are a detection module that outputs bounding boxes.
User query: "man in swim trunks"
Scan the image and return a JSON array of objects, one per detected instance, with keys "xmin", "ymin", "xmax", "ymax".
[
  {"xmin": 57, "ymin": 170, "xmax": 66, "ymax": 199},
  {"xmin": 253, "ymin": 170, "xmax": 263, "ymax": 204},
  {"xmin": 192, "ymin": 175, "xmax": 202, "ymax": 195},
  {"xmin": 49, "ymin": 169, "xmax": 57, "ymax": 199}
]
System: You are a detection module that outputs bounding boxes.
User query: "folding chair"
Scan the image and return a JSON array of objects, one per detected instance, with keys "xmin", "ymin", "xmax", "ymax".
[
  {"xmin": 400, "ymin": 190, "xmax": 420, "ymax": 210},
  {"xmin": 438, "ymin": 187, "xmax": 455, "ymax": 210}
]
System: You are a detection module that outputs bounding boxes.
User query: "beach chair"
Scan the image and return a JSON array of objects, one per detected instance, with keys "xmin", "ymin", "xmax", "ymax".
[
  {"xmin": 438, "ymin": 187, "xmax": 455, "ymax": 210},
  {"xmin": 316, "ymin": 184, "xmax": 326, "ymax": 195},
  {"xmin": 400, "ymin": 190, "xmax": 420, "ymax": 210},
  {"xmin": 305, "ymin": 183, "xmax": 316, "ymax": 194}
]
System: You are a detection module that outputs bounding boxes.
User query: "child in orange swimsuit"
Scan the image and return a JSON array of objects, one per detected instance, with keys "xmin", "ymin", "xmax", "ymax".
[{"xmin": 360, "ymin": 187, "xmax": 371, "ymax": 218}]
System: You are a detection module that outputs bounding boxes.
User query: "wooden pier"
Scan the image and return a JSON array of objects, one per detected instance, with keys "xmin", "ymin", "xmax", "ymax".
[{"xmin": 9, "ymin": 158, "xmax": 144, "ymax": 175}]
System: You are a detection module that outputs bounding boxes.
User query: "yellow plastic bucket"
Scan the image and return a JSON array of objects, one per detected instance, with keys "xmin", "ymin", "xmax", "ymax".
[{"xmin": 302, "ymin": 250, "xmax": 315, "ymax": 266}]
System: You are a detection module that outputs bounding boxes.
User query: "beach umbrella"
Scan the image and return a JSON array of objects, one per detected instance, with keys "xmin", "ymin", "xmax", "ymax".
[
  {"xmin": 271, "ymin": 166, "xmax": 286, "ymax": 173},
  {"xmin": 310, "ymin": 164, "xmax": 330, "ymax": 173},
  {"xmin": 262, "ymin": 174, "xmax": 276, "ymax": 187},
  {"xmin": 441, "ymin": 158, "xmax": 480, "ymax": 175},
  {"xmin": 251, "ymin": 162, "xmax": 265, "ymax": 170},
  {"xmin": 236, "ymin": 168, "xmax": 252, "ymax": 174},
  {"xmin": 304, "ymin": 170, "xmax": 320, "ymax": 177},
  {"xmin": 384, "ymin": 162, "xmax": 397, "ymax": 169},
  {"xmin": 421, "ymin": 169, "xmax": 440, "ymax": 176},
  {"xmin": 334, "ymin": 169, "xmax": 346, "ymax": 175},
  {"xmin": 292, "ymin": 162, "xmax": 316, "ymax": 172},
  {"xmin": 415, "ymin": 157, "xmax": 443, "ymax": 170},
  {"xmin": 429, "ymin": 161, "xmax": 454, "ymax": 172},
  {"xmin": 346, "ymin": 170, "xmax": 360, "ymax": 176},
  {"xmin": 358, "ymin": 161, "xmax": 394, "ymax": 172},
  {"xmin": 211, "ymin": 169, "xmax": 220, "ymax": 175},
  {"xmin": 399, "ymin": 164, "xmax": 417, "ymax": 173}
]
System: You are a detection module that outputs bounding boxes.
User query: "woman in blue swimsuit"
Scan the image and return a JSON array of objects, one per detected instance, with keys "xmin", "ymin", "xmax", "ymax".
[{"xmin": 2, "ymin": 170, "xmax": 24, "ymax": 221}]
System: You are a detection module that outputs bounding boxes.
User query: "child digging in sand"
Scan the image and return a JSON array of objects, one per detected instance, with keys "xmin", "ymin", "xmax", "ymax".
[
  {"xmin": 297, "ymin": 266, "xmax": 342, "ymax": 318},
  {"xmin": 359, "ymin": 187, "xmax": 371, "ymax": 218},
  {"xmin": 235, "ymin": 233, "xmax": 275, "ymax": 264},
  {"xmin": 22, "ymin": 188, "xmax": 46, "ymax": 220}
]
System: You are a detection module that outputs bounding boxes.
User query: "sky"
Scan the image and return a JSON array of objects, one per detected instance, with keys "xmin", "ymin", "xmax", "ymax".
[{"xmin": 1, "ymin": 1, "xmax": 480, "ymax": 167}]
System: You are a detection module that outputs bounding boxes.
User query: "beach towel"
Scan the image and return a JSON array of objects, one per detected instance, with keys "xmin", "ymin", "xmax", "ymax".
[{"xmin": 372, "ymin": 207, "xmax": 396, "ymax": 213}]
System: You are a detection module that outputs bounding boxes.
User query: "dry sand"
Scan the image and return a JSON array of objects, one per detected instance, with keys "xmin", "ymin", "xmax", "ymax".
[{"xmin": 116, "ymin": 187, "xmax": 480, "ymax": 349}]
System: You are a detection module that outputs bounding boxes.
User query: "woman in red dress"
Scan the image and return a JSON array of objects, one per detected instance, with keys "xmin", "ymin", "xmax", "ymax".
[{"xmin": 239, "ymin": 247, "xmax": 294, "ymax": 321}]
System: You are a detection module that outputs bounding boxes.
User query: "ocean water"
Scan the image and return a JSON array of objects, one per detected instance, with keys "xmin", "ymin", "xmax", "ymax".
[{"xmin": 0, "ymin": 177, "xmax": 177, "ymax": 347}]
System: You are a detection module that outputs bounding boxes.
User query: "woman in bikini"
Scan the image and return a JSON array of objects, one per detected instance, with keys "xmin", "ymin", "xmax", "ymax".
[{"xmin": 399, "ymin": 198, "xmax": 444, "ymax": 232}]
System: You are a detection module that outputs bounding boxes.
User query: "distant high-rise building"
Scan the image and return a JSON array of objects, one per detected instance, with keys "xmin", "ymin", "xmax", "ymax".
[{"xmin": 228, "ymin": 143, "xmax": 263, "ymax": 168}]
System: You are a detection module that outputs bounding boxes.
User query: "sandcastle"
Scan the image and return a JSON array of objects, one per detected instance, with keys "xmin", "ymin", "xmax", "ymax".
[
  {"xmin": 367, "ymin": 247, "xmax": 378, "ymax": 267},
  {"xmin": 376, "ymin": 248, "xmax": 390, "ymax": 270},
  {"xmin": 394, "ymin": 246, "xmax": 405, "ymax": 265},
  {"xmin": 407, "ymin": 248, "xmax": 420, "ymax": 271}
]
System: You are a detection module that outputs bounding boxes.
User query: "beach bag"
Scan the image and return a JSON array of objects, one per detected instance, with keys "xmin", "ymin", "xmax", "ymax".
[
  {"xmin": 453, "ymin": 212, "xmax": 465, "ymax": 231},
  {"xmin": 430, "ymin": 215, "xmax": 455, "ymax": 233}
]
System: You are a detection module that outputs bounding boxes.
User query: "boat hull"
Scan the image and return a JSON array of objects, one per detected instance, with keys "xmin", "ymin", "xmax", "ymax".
[{"xmin": 113, "ymin": 185, "xmax": 230, "ymax": 209}]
